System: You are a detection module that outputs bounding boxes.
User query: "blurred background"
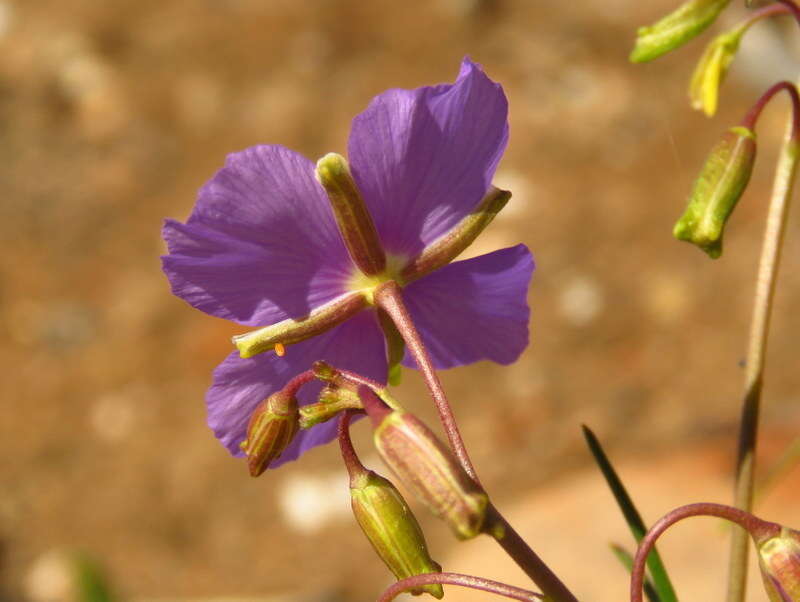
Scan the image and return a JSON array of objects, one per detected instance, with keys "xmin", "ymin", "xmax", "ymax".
[{"xmin": 2, "ymin": 0, "xmax": 800, "ymax": 600}]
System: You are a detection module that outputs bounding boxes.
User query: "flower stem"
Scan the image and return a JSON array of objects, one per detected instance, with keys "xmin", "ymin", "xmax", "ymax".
[
  {"xmin": 373, "ymin": 280, "xmax": 579, "ymax": 602},
  {"xmin": 484, "ymin": 504, "xmax": 580, "ymax": 602},
  {"xmin": 377, "ymin": 572, "xmax": 543, "ymax": 602},
  {"xmin": 337, "ymin": 410, "xmax": 366, "ymax": 480},
  {"xmin": 373, "ymin": 280, "xmax": 478, "ymax": 482},
  {"xmin": 632, "ymin": 503, "xmax": 780, "ymax": 602},
  {"xmin": 726, "ymin": 90, "xmax": 800, "ymax": 602}
]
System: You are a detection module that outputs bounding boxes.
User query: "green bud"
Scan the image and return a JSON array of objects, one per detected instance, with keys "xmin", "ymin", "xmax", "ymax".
[
  {"xmin": 673, "ymin": 126, "xmax": 756, "ymax": 258},
  {"xmin": 374, "ymin": 410, "xmax": 488, "ymax": 540},
  {"xmin": 298, "ymin": 386, "xmax": 363, "ymax": 429},
  {"xmin": 351, "ymin": 469, "xmax": 444, "ymax": 599},
  {"xmin": 232, "ymin": 291, "xmax": 368, "ymax": 359},
  {"xmin": 315, "ymin": 152, "xmax": 387, "ymax": 276},
  {"xmin": 240, "ymin": 391, "xmax": 299, "ymax": 477},
  {"xmin": 630, "ymin": 0, "xmax": 731, "ymax": 63},
  {"xmin": 757, "ymin": 527, "xmax": 800, "ymax": 601},
  {"xmin": 689, "ymin": 28, "xmax": 744, "ymax": 116}
]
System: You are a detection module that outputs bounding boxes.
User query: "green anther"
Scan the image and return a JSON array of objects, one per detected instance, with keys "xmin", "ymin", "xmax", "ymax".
[{"xmin": 630, "ymin": 0, "xmax": 731, "ymax": 63}]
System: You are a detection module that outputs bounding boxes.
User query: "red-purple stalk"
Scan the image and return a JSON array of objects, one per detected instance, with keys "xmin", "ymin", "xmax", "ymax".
[
  {"xmin": 631, "ymin": 503, "xmax": 780, "ymax": 602},
  {"xmin": 378, "ymin": 572, "xmax": 543, "ymax": 602}
]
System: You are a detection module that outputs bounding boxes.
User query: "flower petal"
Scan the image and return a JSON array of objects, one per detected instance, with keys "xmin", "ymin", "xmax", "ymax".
[
  {"xmin": 162, "ymin": 145, "xmax": 353, "ymax": 326},
  {"xmin": 400, "ymin": 245, "xmax": 534, "ymax": 369},
  {"xmin": 206, "ymin": 311, "xmax": 387, "ymax": 468},
  {"xmin": 348, "ymin": 58, "xmax": 509, "ymax": 260}
]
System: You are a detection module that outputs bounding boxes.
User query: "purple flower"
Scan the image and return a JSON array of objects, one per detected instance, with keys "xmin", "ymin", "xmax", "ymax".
[{"xmin": 162, "ymin": 58, "xmax": 534, "ymax": 468}]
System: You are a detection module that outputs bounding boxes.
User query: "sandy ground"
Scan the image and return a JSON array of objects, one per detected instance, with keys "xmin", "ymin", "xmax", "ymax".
[{"xmin": 2, "ymin": 1, "xmax": 799, "ymax": 600}]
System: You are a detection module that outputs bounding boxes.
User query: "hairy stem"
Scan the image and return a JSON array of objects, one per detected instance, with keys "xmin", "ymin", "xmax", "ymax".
[
  {"xmin": 373, "ymin": 280, "xmax": 478, "ymax": 482},
  {"xmin": 377, "ymin": 572, "xmax": 543, "ymax": 602},
  {"xmin": 484, "ymin": 504, "xmax": 580, "ymax": 602},
  {"xmin": 727, "ymin": 89, "xmax": 800, "ymax": 602},
  {"xmin": 633, "ymin": 503, "xmax": 779, "ymax": 602}
]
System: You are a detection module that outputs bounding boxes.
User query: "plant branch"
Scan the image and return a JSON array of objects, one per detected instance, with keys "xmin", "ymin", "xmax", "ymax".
[
  {"xmin": 632, "ymin": 503, "xmax": 779, "ymax": 602},
  {"xmin": 727, "ymin": 86, "xmax": 800, "ymax": 602},
  {"xmin": 377, "ymin": 572, "xmax": 543, "ymax": 602},
  {"xmin": 373, "ymin": 280, "xmax": 478, "ymax": 482}
]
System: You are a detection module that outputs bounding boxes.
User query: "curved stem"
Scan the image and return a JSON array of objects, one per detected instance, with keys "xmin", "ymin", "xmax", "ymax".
[
  {"xmin": 632, "ymin": 503, "xmax": 779, "ymax": 602},
  {"xmin": 741, "ymin": 1, "xmax": 800, "ymax": 32},
  {"xmin": 337, "ymin": 410, "xmax": 366, "ymax": 481},
  {"xmin": 282, "ymin": 369, "xmax": 316, "ymax": 396},
  {"xmin": 484, "ymin": 504, "xmax": 580, "ymax": 602},
  {"xmin": 373, "ymin": 280, "xmax": 478, "ymax": 482},
  {"xmin": 727, "ymin": 89, "xmax": 800, "ymax": 602},
  {"xmin": 741, "ymin": 82, "xmax": 800, "ymax": 139},
  {"xmin": 377, "ymin": 572, "xmax": 543, "ymax": 602}
]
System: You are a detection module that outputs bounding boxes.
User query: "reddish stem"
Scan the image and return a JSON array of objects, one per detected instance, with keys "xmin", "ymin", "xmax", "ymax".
[
  {"xmin": 741, "ymin": 81, "xmax": 800, "ymax": 141},
  {"xmin": 373, "ymin": 280, "xmax": 478, "ymax": 482},
  {"xmin": 631, "ymin": 503, "xmax": 780, "ymax": 602},
  {"xmin": 377, "ymin": 572, "xmax": 543, "ymax": 602},
  {"xmin": 337, "ymin": 410, "xmax": 367, "ymax": 483}
]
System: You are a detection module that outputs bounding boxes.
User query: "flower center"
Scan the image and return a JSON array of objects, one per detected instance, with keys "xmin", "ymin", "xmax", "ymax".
[{"xmin": 348, "ymin": 253, "xmax": 407, "ymax": 304}]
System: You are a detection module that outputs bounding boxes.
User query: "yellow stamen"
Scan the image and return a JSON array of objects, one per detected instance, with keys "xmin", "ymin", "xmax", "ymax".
[{"xmin": 274, "ymin": 343, "xmax": 286, "ymax": 357}]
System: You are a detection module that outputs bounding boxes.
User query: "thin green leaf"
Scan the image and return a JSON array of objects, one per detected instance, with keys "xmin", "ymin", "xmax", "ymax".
[
  {"xmin": 73, "ymin": 553, "xmax": 115, "ymax": 602},
  {"xmin": 610, "ymin": 542, "xmax": 662, "ymax": 602},
  {"xmin": 582, "ymin": 425, "xmax": 678, "ymax": 602}
]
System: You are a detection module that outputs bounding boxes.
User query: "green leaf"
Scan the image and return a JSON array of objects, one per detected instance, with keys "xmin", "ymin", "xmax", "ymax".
[
  {"xmin": 73, "ymin": 553, "xmax": 115, "ymax": 602},
  {"xmin": 610, "ymin": 543, "xmax": 662, "ymax": 602},
  {"xmin": 582, "ymin": 425, "xmax": 678, "ymax": 602}
]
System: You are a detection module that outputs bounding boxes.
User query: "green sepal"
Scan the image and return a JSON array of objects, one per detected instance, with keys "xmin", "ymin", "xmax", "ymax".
[
  {"xmin": 402, "ymin": 186, "xmax": 510, "ymax": 283},
  {"xmin": 630, "ymin": 0, "xmax": 731, "ymax": 63},
  {"xmin": 298, "ymin": 386, "xmax": 363, "ymax": 429},
  {"xmin": 315, "ymin": 152, "xmax": 387, "ymax": 276},
  {"xmin": 351, "ymin": 470, "xmax": 444, "ymax": 599},
  {"xmin": 232, "ymin": 291, "xmax": 368, "ymax": 359},
  {"xmin": 583, "ymin": 426, "xmax": 678, "ymax": 602},
  {"xmin": 378, "ymin": 309, "xmax": 405, "ymax": 386},
  {"xmin": 673, "ymin": 126, "xmax": 757, "ymax": 258}
]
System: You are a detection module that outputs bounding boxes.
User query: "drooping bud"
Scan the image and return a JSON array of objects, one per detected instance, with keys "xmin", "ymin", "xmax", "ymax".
[
  {"xmin": 630, "ymin": 0, "xmax": 731, "ymax": 64},
  {"xmin": 232, "ymin": 291, "xmax": 368, "ymax": 358},
  {"xmin": 240, "ymin": 391, "xmax": 299, "ymax": 477},
  {"xmin": 757, "ymin": 527, "xmax": 800, "ymax": 601},
  {"xmin": 315, "ymin": 153, "xmax": 387, "ymax": 276},
  {"xmin": 673, "ymin": 126, "xmax": 756, "ymax": 258},
  {"xmin": 350, "ymin": 469, "xmax": 444, "ymax": 599},
  {"xmin": 298, "ymin": 385, "xmax": 363, "ymax": 429},
  {"xmin": 401, "ymin": 186, "xmax": 511, "ymax": 283},
  {"xmin": 368, "ymin": 402, "xmax": 488, "ymax": 540},
  {"xmin": 689, "ymin": 28, "xmax": 744, "ymax": 116}
]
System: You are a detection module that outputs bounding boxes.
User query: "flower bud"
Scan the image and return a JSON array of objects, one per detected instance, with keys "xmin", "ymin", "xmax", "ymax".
[
  {"xmin": 350, "ymin": 469, "xmax": 444, "ymax": 599},
  {"xmin": 630, "ymin": 0, "xmax": 731, "ymax": 64},
  {"xmin": 373, "ymin": 410, "xmax": 488, "ymax": 540},
  {"xmin": 757, "ymin": 527, "xmax": 800, "ymax": 602},
  {"xmin": 298, "ymin": 386, "xmax": 362, "ymax": 429},
  {"xmin": 689, "ymin": 28, "xmax": 744, "ymax": 117},
  {"xmin": 240, "ymin": 391, "xmax": 299, "ymax": 477},
  {"xmin": 315, "ymin": 152, "xmax": 387, "ymax": 276},
  {"xmin": 673, "ymin": 126, "xmax": 756, "ymax": 258}
]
